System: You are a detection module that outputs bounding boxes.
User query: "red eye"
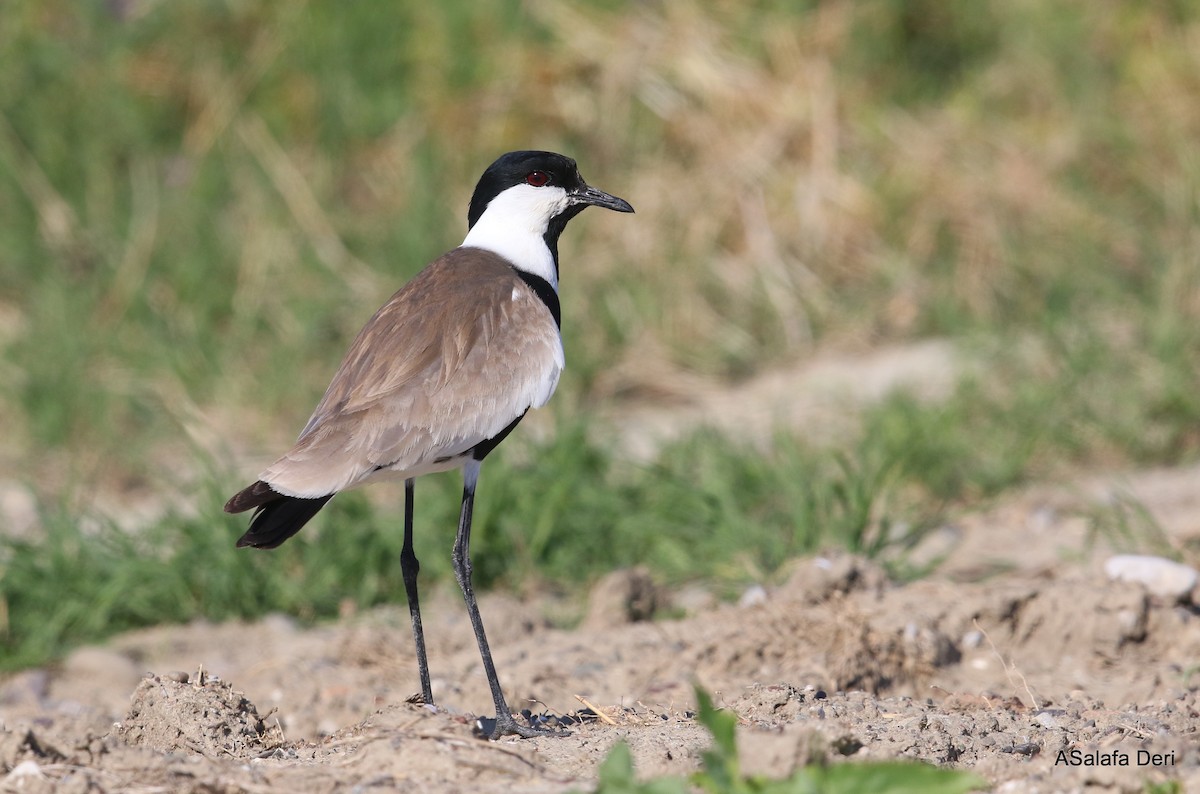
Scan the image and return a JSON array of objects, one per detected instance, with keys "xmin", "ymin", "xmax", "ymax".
[{"xmin": 525, "ymin": 171, "xmax": 551, "ymax": 187}]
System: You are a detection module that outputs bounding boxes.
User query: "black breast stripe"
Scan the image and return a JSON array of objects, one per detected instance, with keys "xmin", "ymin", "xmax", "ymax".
[
  {"xmin": 513, "ymin": 269, "xmax": 561, "ymax": 329},
  {"xmin": 473, "ymin": 410, "xmax": 528, "ymax": 461}
]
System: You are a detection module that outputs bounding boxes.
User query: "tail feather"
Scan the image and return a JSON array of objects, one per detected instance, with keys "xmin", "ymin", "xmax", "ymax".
[
  {"xmin": 226, "ymin": 479, "xmax": 333, "ymax": 549},
  {"xmin": 224, "ymin": 480, "xmax": 279, "ymax": 514}
]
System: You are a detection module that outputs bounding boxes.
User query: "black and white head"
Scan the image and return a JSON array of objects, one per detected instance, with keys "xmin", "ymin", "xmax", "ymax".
[{"xmin": 461, "ymin": 151, "xmax": 634, "ymax": 288}]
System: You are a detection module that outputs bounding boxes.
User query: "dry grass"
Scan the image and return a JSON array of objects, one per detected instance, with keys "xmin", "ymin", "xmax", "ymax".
[{"xmin": 509, "ymin": 1, "xmax": 1200, "ymax": 394}]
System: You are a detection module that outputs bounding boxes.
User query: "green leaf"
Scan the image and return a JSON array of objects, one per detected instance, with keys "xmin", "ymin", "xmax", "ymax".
[
  {"xmin": 694, "ymin": 686, "xmax": 737, "ymax": 758},
  {"xmin": 693, "ymin": 685, "xmax": 746, "ymax": 792},
  {"xmin": 597, "ymin": 741, "xmax": 636, "ymax": 789},
  {"xmin": 585, "ymin": 740, "xmax": 690, "ymax": 794}
]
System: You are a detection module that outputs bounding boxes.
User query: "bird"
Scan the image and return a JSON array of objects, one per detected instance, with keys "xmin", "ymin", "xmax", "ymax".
[{"xmin": 224, "ymin": 150, "xmax": 633, "ymax": 739}]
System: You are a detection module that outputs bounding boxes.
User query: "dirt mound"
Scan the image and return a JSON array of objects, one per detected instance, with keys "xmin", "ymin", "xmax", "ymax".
[{"xmin": 117, "ymin": 671, "xmax": 285, "ymax": 758}]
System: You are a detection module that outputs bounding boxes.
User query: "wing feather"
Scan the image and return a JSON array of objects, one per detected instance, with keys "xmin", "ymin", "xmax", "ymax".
[{"xmin": 261, "ymin": 248, "xmax": 563, "ymax": 497}]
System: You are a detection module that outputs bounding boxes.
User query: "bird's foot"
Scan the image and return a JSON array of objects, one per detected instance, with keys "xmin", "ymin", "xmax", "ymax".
[
  {"xmin": 405, "ymin": 691, "xmax": 437, "ymax": 708},
  {"xmin": 475, "ymin": 712, "xmax": 566, "ymax": 740}
]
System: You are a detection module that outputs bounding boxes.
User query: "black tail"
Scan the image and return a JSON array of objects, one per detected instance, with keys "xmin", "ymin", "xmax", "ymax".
[{"xmin": 225, "ymin": 479, "xmax": 333, "ymax": 549}]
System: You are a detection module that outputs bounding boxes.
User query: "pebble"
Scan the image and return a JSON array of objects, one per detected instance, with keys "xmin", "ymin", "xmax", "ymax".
[
  {"xmin": 1033, "ymin": 709, "xmax": 1063, "ymax": 730},
  {"xmin": 1104, "ymin": 554, "xmax": 1199, "ymax": 602},
  {"xmin": 4, "ymin": 760, "xmax": 43, "ymax": 781},
  {"xmin": 738, "ymin": 585, "xmax": 768, "ymax": 608}
]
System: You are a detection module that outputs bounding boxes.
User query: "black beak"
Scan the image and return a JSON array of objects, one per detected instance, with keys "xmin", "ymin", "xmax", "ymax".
[{"xmin": 571, "ymin": 184, "xmax": 635, "ymax": 213}]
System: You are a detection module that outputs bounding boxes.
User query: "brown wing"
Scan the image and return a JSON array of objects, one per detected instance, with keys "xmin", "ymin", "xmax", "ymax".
[{"xmin": 258, "ymin": 247, "xmax": 563, "ymax": 497}]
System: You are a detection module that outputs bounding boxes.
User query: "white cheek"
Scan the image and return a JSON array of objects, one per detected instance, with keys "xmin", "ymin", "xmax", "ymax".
[{"xmin": 461, "ymin": 184, "xmax": 567, "ymax": 289}]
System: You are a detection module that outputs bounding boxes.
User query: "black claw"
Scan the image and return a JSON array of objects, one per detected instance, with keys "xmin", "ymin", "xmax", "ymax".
[{"xmin": 474, "ymin": 713, "xmax": 567, "ymax": 740}]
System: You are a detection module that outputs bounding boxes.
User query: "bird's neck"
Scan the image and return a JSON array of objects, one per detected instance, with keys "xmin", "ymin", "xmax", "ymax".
[
  {"xmin": 461, "ymin": 186, "xmax": 582, "ymax": 290},
  {"xmin": 461, "ymin": 220, "xmax": 559, "ymax": 290}
]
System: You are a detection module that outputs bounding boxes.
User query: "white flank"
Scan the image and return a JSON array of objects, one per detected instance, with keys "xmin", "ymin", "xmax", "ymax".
[
  {"xmin": 532, "ymin": 360, "xmax": 563, "ymax": 409},
  {"xmin": 461, "ymin": 183, "xmax": 568, "ymax": 289}
]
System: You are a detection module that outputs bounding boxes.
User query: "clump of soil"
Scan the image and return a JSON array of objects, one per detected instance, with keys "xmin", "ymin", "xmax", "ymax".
[{"xmin": 117, "ymin": 671, "xmax": 285, "ymax": 758}]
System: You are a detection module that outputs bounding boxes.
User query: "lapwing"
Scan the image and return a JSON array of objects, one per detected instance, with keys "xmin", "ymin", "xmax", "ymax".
[{"xmin": 225, "ymin": 151, "xmax": 633, "ymax": 739}]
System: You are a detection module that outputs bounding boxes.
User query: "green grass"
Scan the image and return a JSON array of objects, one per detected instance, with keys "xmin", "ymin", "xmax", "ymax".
[{"xmin": 2, "ymin": 0, "xmax": 1200, "ymax": 669}]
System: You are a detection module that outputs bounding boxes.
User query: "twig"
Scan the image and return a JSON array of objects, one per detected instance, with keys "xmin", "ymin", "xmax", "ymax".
[
  {"xmin": 973, "ymin": 618, "xmax": 1040, "ymax": 710},
  {"xmin": 574, "ymin": 695, "xmax": 617, "ymax": 725}
]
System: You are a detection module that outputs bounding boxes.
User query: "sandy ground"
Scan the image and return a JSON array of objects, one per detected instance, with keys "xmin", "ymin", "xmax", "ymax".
[
  {"xmin": 2, "ymin": 341, "xmax": 1199, "ymax": 793},
  {"xmin": 1, "ymin": 462, "xmax": 1199, "ymax": 793}
]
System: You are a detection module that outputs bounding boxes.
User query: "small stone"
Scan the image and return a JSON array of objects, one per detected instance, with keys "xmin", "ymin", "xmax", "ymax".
[
  {"xmin": 1033, "ymin": 709, "xmax": 1062, "ymax": 729},
  {"xmin": 5, "ymin": 760, "xmax": 44, "ymax": 780},
  {"xmin": 738, "ymin": 585, "xmax": 768, "ymax": 608},
  {"xmin": 1104, "ymin": 555, "xmax": 1199, "ymax": 602}
]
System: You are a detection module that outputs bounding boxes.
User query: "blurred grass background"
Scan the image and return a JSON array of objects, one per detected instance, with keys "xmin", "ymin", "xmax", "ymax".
[{"xmin": 1, "ymin": 0, "xmax": 1199, "ymax": 668}]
